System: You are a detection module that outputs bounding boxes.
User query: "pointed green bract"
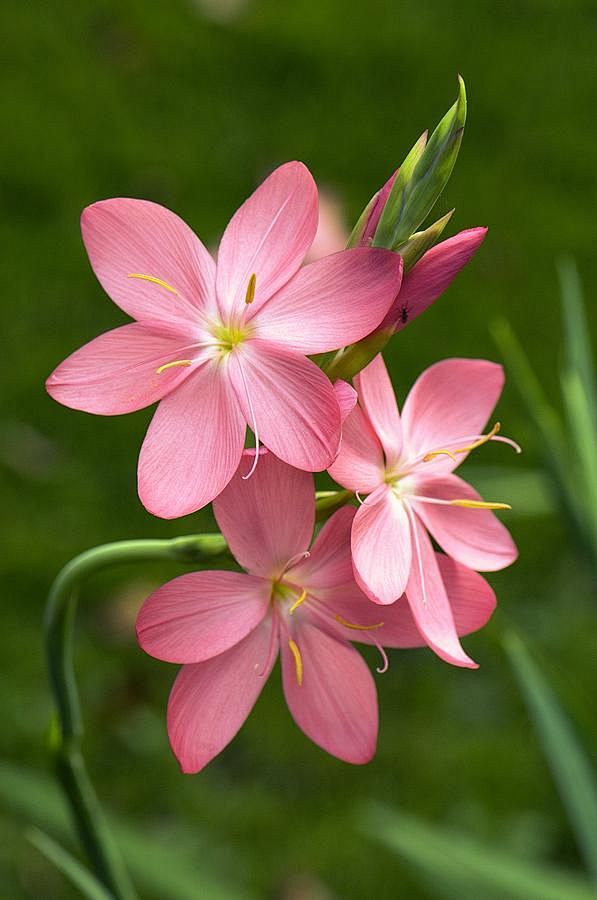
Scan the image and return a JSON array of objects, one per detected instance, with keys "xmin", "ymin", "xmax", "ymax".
[
  {"xmin": 373, "ymin": 77, "xmax": 466, "ymax": 250},
  {"xmin": 346, "ymin": 192, "xmax": 378, "ymax": 248},
  {"xmin": 396, "ymin": 209, "xmax": 454, "ymax": 271}
]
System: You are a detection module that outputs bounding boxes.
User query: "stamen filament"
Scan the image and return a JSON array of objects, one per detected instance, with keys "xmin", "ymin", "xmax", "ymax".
[
  {"xmin": 372, "ymin": 637, "xmax": 389, "ymax": 674},
  {"xmin": 423, "ymin": 422, "xmax": 501, "ymax": 462},
  {"xmin": 404, "ymin": 501, "xmax": 428, "ymax": 607},
  {"xmin": 257, "ymin": 612, "xmax": 278, "ymax": 678},
  {"xmin": 245, "ymin": 273, "xmax": 257, "ymax": 305},
  {"xmin": 410, "ymin": 494, "xmax": 511, "ymax": 511},
  {"xmin": 128, "ymin": 273, "xmax": 178, "ymax": 294},
  {"xmin": 288, "ymin": 639, "xmax": 303, "ymax": 686},
  {"xmin": 450, "ymin": 499, "xmax": 511, "ymax": 510},
  {"xmin": 335, "ymin": 615, "xmax": 384, "ymax": 631},
  {"xmin": 289, "ymin": 589, "xmax": 308, "ymax": 615},
  {"xmin": 156, "ymin": 359, "xmax": 193, "ymax": 375},
  {"xmin": 236, "ymin": 358, "xmax": 260, "ymax": 480}
]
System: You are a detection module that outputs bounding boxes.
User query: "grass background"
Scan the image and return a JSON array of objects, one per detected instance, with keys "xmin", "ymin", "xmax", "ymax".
[{"xmin": 1, "ymin": 0, "xmax": 596, "ymax": 896}]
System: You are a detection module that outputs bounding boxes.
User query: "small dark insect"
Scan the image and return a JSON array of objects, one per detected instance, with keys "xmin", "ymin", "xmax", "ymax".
[{"xmin": 400, "ymin": 305, "xmax": 409, "ymax": 324}]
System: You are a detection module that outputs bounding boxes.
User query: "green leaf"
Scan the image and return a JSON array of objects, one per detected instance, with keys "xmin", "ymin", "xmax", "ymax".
[
  {"xmin": 28, "ymin": 828, "xmax": 115, "ymax": 900},
  {"xmin": 362, "ymin": 803, "xmax": 596, "ymax": 900},
  {"xmin": 395, "ymin": 209, "xmax": 454, "ymax": 271},
  {"xmin": 0, "ymin": 761, "xmax": 252, "ymax": 900},
  {"xmin": 373, "ymin": 76, "xmax": 466, "ymax": 249},
  {"xmin": 558, "ymin": 258, "xmax": 597, "ymax": 424},
  {"xmin": 504, "ymin": 632, "xmax": 597, "ymax": 887}
]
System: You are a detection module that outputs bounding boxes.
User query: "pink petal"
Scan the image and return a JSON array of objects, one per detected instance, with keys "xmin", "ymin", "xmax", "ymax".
[
  {"xmin": 138, "ymin": 358, "xmax": 245, "ymax": 518},
  {"xmin": 354, "ymin": 354, "xmax": 402, "ymax": 468},
  {"xmin": 334, "ymin": 380, "xmax": 358, "ymax": 423},
  {"xmin": 167, "ymin": 618, "xmax": 277, "ymax": 774},
  {"xmin": 358, "ymin": 169, "xmax": 399, "ymax": 246},
  {"xmin": 351, "ymin": 486, "xmax": 412, "ymax": 605},
  {"xmin": 405, "ymin": 516, "xmax": 477, "ymax": 668},
  {"xmin": 316, "ymin": 554, "xmax": 495, "ymax": 651},
  {"xmin": 253, "ymin": 248, "xmax": 402, "ymax": 354},
  {"xmin": 216, "ymin": 161, "xmax": 318, "ymax": 319},
  {"xmin": 381, "ymin": 228, "xmax": 488, "ymax": 332},
  {"xmin": 46, "ymin": 324, "xmax": 195, "ymax": 415},
  {"xmin": 327, "ymin": 404, "xmax": 385, "ymax": 492},
  {"xmin": 136, "ymin": 571, "xmax": 271, "ymax": 663},
  {"xmin": 287, "ymin": 506, "xmax": 356, "ymax": 590},
  {"xmin": 81, "ymin": 198, "xmax": 216, "ymax": 337},
  {"xmin": 401, "ymin": 358, "xmax": 504, "ymax": 470},
  {"xmin": 229, "ymin": 340, "xmax": 341, "ymax": 471},
  {"xmin": 410, "ymin": 474, "xmax": 518, "ymax": 571},
  {"xmin": 213, "ymin": 450, "xmax": 314, "ymax": 579},
  {"xmin": 280, "ymin": 622, "xmax": 377, "ymax": 764}
]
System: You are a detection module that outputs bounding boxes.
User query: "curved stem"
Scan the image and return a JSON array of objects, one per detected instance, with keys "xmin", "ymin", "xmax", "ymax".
[{"xmin": 44, "ymin": 533, "xmax": 229, "ymax": 900}]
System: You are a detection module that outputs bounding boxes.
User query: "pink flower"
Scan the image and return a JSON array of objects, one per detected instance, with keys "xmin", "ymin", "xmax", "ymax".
[
  {"xmin": 328, "ymin": 354, "xmax": 519, "ymax": 667},
  {"xmin": 136, "ymin": 451, "xmax": 496, "ymax": 771},
  {"xmin": 307, "ymin": 168, "xmax": 488, "ymax": 335},
  {"xmin": 46, "ymin": 162, "xmax": 401, "ymax": 518}
]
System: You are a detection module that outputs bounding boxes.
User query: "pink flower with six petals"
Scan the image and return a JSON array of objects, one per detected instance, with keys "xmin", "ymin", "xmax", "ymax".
[
  {"xmin": 328, "ymin": 354, "xmax": 519, "ymax": 667},
  {"xmin": 136, "ymin": 451, "xmax": 497, "ymax": 771},
  {"xmin": 46, "ymin": 162, "xmax": 402, "ymax": 518}
]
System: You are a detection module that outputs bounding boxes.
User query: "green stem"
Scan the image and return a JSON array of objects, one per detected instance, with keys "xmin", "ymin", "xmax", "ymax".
[{"xmin": 44, "ymin": 533, "xmax": 229, "ymax": 900}]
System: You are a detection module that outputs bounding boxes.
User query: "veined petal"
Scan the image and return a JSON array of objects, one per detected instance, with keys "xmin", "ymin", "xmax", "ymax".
[
  {"xmin": 288, "ymin": 506, "xmax": 356, "ymax": 590},
  {"xmin": 354, "ymin": 354, "xmax": 402, "ymax": 468},
  {"xmin": 229, "ymin": 340, "xmax": 341, "ymax": 471},
  {"xmin": 136, "ymin": 571, "xmax": 271, "ymax": 663},
  {"xmin": 334, "ymin": 380, "xmax": 358, "ymax": 423},
  {"xmin": 81, "ymin": 198, "xmax": 216, "ymax": 336},
  {"xmin": 252, "ymin": 248, "xmax": 402, "ymax": 354},
  {"xmin": 327, "ymin": 404, "xmax": 385, "ymax": 493},
  {"xmin": 280, "ymin": 622, "xmax": 377, "ymax": 764},
  {"xmin": 330, "ymin": 554, "xmax": 495, "ymax": 648},
  {"xmin": 213, "ymin": 451, "xmax": 314, "ymax": 579},
  {"xmin": 216, "ymin": 162, "xmax": 318, "ymax": 318},
  {"xmin": 167, "ymin": 618, "xmax": 277, "ymax": 774},
  {"xmin": 138, "ymin": 358, "xmax": 245, "ymax": 519},
  {"xmin": 351, "ymin": 486, "xmax": 412, "ymax": 605},
  {"xmin": 401, "ymin": 358, "xmax": 504, "ymax": 471},
  {"xmin": 411, "ymin": 474, "xmax": 518, "ymax": 571},
  {"xmin": 405, "ymin": 516, "xmax": 477, "ymax": 668},
  {"xmin": 380, "ymin": 228, "xmax": 488, "ymax": 332},
  {"xmin": 46, "ymin": 323, "xmax": 195, "ymax": 415}
]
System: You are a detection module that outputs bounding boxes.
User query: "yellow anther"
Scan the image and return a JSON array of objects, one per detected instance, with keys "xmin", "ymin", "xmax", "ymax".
[
  {"xmin": 424, "ymin": 422, "xmax": 501, "ymax": 463},
  {"xmin": 128, "ymin": 274, "xmax": 178, "ymax": 294},
  {"xmin": 449, "ymin": 499, "xmax": 511, "ymax": 510},
  {"xmin": 335, "ymin": 615, "xmax": 384, "ymax": 631},
  {"xmin": 288, "ymin": 639, "xmax": 303, "ymax": 686},
  {"xmin": 245, "ymin": 273, "xmax": 257, "ymax": 305},
  {"xmin": 289, "ymin": 589, "xmax": 308, "ymax": 615},
  {"xmin": 156, "ymin": 359, "xmax": 193, "ymax": 375}
]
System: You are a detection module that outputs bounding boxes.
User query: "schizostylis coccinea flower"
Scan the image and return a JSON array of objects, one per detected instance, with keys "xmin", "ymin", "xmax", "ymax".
[
  {"xmin": 46, "ymin": 162, "xmax": 402, "ymax": 518},
  {"xmin": 136, "ymin": 451, "xmax": 496, "ymax": 771},
  {"xmin": 328, "ymin": 354, "xmax": 519, "ymax": 667}
]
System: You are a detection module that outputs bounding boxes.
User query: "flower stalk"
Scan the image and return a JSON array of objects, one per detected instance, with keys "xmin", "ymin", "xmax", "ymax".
[{"xmin": 44, "ymin": 533, "xmax": 229, "ymax": 900}]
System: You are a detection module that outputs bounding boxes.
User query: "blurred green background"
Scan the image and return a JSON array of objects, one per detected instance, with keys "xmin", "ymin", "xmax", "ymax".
[{"xmin": 1, "ymin": 0, "xmax": 596, "ymax": 897}]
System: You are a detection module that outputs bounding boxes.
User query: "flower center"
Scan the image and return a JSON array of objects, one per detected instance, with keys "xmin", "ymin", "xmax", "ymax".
[{"xmin": 210, "ymin": 322, "xmax": 250, "ymax": 353}]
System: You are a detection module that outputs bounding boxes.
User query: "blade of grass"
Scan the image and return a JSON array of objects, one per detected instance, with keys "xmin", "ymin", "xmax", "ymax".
[
  {"xmin": 558, "ymin": 258, "xmax": 597, "ymax": 424},
  {"xmin": 28, "ymin": 828, "xmax": 115, "ymax": 900},
  {"xmin": 0, "ymin": 761, "xmax": 251, "ymax": 900},
  {"xmin": 362, "ymin": 803, "xmax": 596, "ymax": 900},
  {"xmin": 504, "ymin": 632, "xmax": 597, "ymax": 886}
]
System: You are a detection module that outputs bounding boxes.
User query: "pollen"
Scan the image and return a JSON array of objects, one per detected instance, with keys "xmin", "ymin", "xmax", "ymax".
[
  {"xmin": 156, "ymin": 359, "xmax": 193, "ymax": 375},
  {"xmin": 245, "ymin": 273, "xmax": 257, "ymax": 305},
  {"xmin": 289, "ymin": 589, "xmax": 308, "ymax": 615},
  {"xmin": 334, "ymin": 615, "xmax": 384, "ymax": 631},
  {"xmin": 424, "ymin": 422, "xmax": 501, "ymax": 463},
  {"xmin": 288, "ymin": 639, "xmax": 303, "ymax": 686},
  {"xmin": 128, "ymin": 274, "xmax": 178, "ymax": 294},
  {"xmin": 449, "ymin": 499, "xmax": 512, "ymax": 510}
]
